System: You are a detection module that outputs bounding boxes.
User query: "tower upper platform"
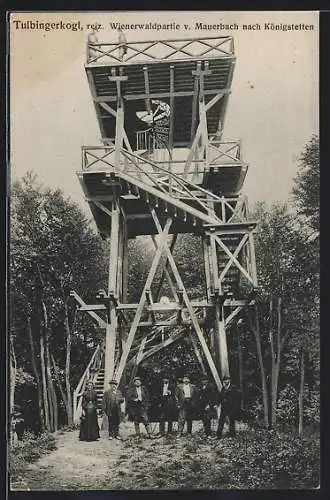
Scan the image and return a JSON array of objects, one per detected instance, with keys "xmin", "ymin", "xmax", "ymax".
[{"xmin": 85, "ymin": 36, "xmax": 235, "ymax": 149}]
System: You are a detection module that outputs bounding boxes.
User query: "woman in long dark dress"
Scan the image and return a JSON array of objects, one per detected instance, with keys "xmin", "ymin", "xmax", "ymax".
[{"xmin": 79, "ymin": 381, "xmax": 100, "ymax": 441}]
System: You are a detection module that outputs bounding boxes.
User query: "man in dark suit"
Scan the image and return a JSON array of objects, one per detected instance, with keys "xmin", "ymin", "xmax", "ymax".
[
  {"xmin": 102, "ymin": 379, "xmax": 124, "ymax": 440},
  {"xmin": 157, "ymin": 374, "xmax": 176, "ymax": 436},
  {"xmin": 216, "ymin": 376, "xmax": 241, "ymax": 438},
  {"xmin": 126, "ymin": 376, "xmax": 153, "ymax": 438},
  {"xmin": 198, "ymin": 376, "xmax": 217, "ymax": 437},
  {"xmin": 175, "ymin": 374, "xmax": 197, "ymax": 437}
]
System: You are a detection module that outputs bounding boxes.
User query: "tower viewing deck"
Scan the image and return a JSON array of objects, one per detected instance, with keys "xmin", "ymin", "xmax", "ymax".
[
  {"xmin": 85, "ymin": 36, "xmax": 235, "ymax": 148},
  {"xmin": 79, "ymin": 35, "xmax": 249, "ymax": 238}
]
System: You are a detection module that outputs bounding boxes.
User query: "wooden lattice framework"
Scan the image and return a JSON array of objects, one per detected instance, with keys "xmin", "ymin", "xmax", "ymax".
[{"xmin": 72, "ymin": 35, "xmax": 258, "ymax": 422}]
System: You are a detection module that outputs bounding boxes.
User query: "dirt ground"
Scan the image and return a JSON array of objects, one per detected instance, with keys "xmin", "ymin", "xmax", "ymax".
[{"xmin": 11, "ymin": 419, "xmax": 248, "ymax": 490}]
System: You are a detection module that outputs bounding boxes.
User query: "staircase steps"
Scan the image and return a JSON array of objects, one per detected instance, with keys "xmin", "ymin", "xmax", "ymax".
[
  {"xmin": 114, "ymin": 171, "xmax": 222, "ymax": 228},
  {"xmin": 94, "ymin": 368, "xmax": 105, "ymax": 410}
]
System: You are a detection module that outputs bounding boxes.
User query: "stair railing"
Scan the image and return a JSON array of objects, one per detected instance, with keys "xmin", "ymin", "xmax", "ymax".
[{"xmin": 73, "ymin": 342, "xmax": 104, "ymax": 423}]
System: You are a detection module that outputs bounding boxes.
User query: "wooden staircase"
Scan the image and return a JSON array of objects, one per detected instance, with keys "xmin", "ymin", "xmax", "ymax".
[{"xmin": 94, "ymin": 367, "xmax": 105, "ymax": 410}]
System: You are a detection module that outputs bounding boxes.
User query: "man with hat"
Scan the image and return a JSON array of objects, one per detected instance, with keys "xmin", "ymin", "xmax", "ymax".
[
  {"xmin": 157, "ymin": 373, "xmax": 176, "ymax": 436},
  {"xmin": 102, "ymin": 379, "xmax": 124, "ymax": 440},
  {"xmin": 198, "ymin": 375, "xmax": 217, "ymax": 437},
  {"xmin": 126, "ymin": 376, "xmax": 153, "ymax": 438},
  {"xmin": 216, "ymin": 376, "xmax": 240, "ymax": 439},
  {"xmin": 175, "ymin": 374, "xmax": 197, "ymax": 437}
]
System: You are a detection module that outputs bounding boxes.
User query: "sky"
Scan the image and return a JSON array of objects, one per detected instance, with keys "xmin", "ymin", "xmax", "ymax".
[{"xmin": 10, "ymin": 11, "xmax": 319, "ymax": 216}]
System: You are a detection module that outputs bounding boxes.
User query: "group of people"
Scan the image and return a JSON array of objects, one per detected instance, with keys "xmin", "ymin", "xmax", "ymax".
[{"xmin": 79, "ymin": 373, "xmax": 240, "ymax": 442}]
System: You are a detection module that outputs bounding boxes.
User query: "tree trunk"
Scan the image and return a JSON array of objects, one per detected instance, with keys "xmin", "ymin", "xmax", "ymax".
[
  {"xmin": 27, "ymin": 314, "xmax": 45, "ymax": 431},
  {"xmin": 51, "ymin": 354, "xmax": 68, "ymax": 411},
  {"xmin": 39, "ymin": 323, "xmax": 50, "ymax": 431},
  {"xmin": 64, "ymin": 301, "xmax": 73, "ymax": 426},
  {"xmin": 237, "ymin": 325, "xmax": 244, "ymax": 410},
  {"xmin": 298, "ymin": 348, "xmax": 305, "ymax": 437},
  {"xmin": 10, "ymin": 333, "xmax": 17, "ymax": 418},
  {"xmin": 270, "ymin": 297, "xmax": 282, "ymax": 428},
  {"xmin": 10, "ymin": 332, "xmax": 17, "ymax": 444},
  {"xmin": 271, "ymin": 360, "xmax": 280, "ymax": 428},
  {"xmin": 46, "ymin": 342, "xmax": 58, "ymax": 432},
  {"xmin": 249, "ymin": 305, "xmax": 269, "ymax": 427}
]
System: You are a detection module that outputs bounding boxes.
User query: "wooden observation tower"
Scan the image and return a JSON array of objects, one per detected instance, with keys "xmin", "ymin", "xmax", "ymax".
[{"xmin": 73, "ymin": 35, "xmax": 258, "ymax": 422}]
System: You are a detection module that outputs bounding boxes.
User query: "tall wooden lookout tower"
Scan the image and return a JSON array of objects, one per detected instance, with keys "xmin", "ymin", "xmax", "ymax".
[{"xmin": 73, "ymin": 35, "xmax": 258, "ymax": 422}]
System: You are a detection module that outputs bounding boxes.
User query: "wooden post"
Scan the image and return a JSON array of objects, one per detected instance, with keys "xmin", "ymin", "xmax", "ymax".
[
  {"xmin": 104, "ymin": 202, "xmax": 120, "ymax": 389},
  {"xmin": 208, "ymin": 231, "xmax": 230, "ymax": 379},
  {"xmin": 214, "ymin": 299, "xmax": 230, "ymax": 379}
]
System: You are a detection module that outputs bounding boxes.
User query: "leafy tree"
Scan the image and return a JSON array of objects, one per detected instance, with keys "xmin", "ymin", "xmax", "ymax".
[
  {"xmin": 245, "ymin": 201, "xmax": 319, "ymax": 430},
  {"xmin": 10, "ymin": 172, "xmax": 108, "ymax": 431},
  {"xmin": 292, "ymin": 135, "xmax": 319, "ymax": 233}
]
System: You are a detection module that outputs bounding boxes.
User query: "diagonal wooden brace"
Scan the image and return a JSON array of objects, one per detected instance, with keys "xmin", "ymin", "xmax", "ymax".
[
  {"xmin": 214, "ymin": 234, "xmax": 254, "ymax": 285},
  {"xmin": 114, "ymin": 217, "xmax": 173, "ymax": 383},
  {"xmin": 69, "ymin": 290, "xmax": 107, "ymax": 329},
  {"xmin": 151, "ymin": 209, "xmax": 222, "ymax": 391}
]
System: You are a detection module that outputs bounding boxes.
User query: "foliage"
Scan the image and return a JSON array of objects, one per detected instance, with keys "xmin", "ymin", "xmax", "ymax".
[
  {"xmin": 10, "ymin": 172, "xmax": 108, "ymax": 431},
  {"xmin": 10, "ymin": 431, "xmax": 57, "ymax": 480},
  {"xmin": 292, "ymin": 135, "xmax": 319, "ymax": 233},
  {"xmin": 113, "ymin": 428, "xmax": 319, "ymax": 489}
]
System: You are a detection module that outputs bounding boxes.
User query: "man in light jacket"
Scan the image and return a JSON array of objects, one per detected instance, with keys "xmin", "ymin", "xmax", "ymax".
[{"xmin": 175, "ymin": 374, "xmax": 197, "ymax": 437}]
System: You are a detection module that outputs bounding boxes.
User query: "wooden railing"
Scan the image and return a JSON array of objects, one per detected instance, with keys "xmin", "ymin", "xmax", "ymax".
[
  {"xmin": 73, "ymin": 342, "xmax": 104, "ymax": 423},
  {"xmin": 86, "ymin": 36, "xmax": 235, "ymax": 65},
  {"xmin": 208, "ymin": 140, "xmax": 242, "ymax": 165},
  {"xmin": 81, "ymin": 145, "xmax": 250, "ymax": 224}
]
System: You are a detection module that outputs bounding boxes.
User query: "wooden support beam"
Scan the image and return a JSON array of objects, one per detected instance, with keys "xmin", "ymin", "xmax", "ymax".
[
  {"xmin": 152, "ymin": 234, "xmax": 178, "ymax": 301},
  {"xmin": 94, "ymin": 88, "xmax": 227, "ymax": 103},
  {"xmin": 93, "ymin": 201, "xmax": 113, "ymax": 218},
  {"xmin": 189, "ymin": 329, "xmax": 207, "ymax": 376},
  {"xmin": 214, "ymin": 234, "xmax": 254, "ymax": 286},
  {"xmin": 69, "ymin": 290, "xmax": 106, "ymax": 328},
  {"xmin": 145, "ymin": 290, "xmax": 156, "ymax": 324},
  {"xmin": 127, "ymin": 328, "xmax": 187, "ymax": 367},
  {"xmin": 122, "ymin": 219, "xmax": 128, "ymax": 303},
  {"xmin": 114, "ymin": 218, "xmax": 173, "ymax": 383},
  {"xmin": 108, "ymin": 203, "xmax": 120, "ymax": 294},
  {"xmin": 224, "ymin": 306, "xmax": 244, "ymax": 328},
  {"xmin": 104, "ymin": 201, "xmax": 120, "ymax": 388},
  {"xmin": 99, "ymin": 101, "xmax": 117, "ymax": 118},
  {"xmin": 115, "ymin": 106, "xmax": 124, "ymax": 168},
  {"xmin": 203, "ymin": 235, "xmax": 212, "ymax": 300},
  {"xmin": 79, "ymin": 304, "xmax": 106, "ymax": 312},
  {"xmin": 205, "ymin": 92, "xmax": 226, "ymax": 113},
  {"xmin": 169, "ymin": 65, "xmax": 175, "ymax": 152},
  {"xmin": 214, "ymin": 303, "xmax": 230, "ymax": 379},
  {"xmin": 184, "ymin": 122, "xmax": 202, "ymax": 175},
  {"xmin": 207, "ymin": 232, "xmax": 230, "ymax": 378},
  {"xmin": 143, "ymin": 66, "xmax": 152, "ymax": 115},
  {"xmin": 130, "ymin": 335, "xmax": 148, "ymax": 383},
  {"xmin": 151, "ymin": 209, "xmax": 222, "ymax": 391},
  {"xmin": 210, "ymin": 233, "xmax": 220, "ymax": 294},
  {"xmin": 248, "ymin": 232, "xmax": 258, "ymax": 287},
  {"xmin": 86, "ymin": 68, "xmax": 107, "ymax": 139},
  {"xmin": 199, "ymin": 99, "xmax": 208, "ymax": 162},
  {"xmin": 219, "ymin": 233, "xmax": 249, "ymax": 284},
  {"xmin": 191, "ymin": 61, "xmax": 201, "ymax": 141}
]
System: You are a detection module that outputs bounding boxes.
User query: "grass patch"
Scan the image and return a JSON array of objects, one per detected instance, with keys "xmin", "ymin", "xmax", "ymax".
[
  {"xmin": 112, "ymin": 428, "xmax": 320, "ymax": 489},
  {"xmin": 10, "ymin": 431, "xmax": 57, "ymax": 484}
]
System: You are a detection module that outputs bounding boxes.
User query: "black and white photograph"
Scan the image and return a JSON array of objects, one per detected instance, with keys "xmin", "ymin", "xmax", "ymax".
[{"xmin": 9, "ymin": 10, "xmax": 319, "ymax": 490}]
